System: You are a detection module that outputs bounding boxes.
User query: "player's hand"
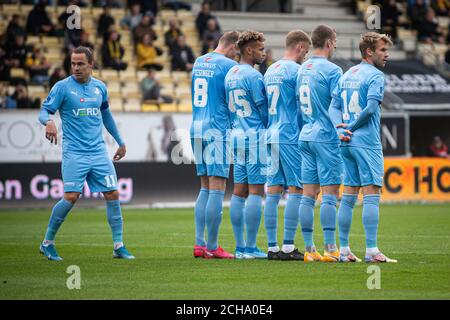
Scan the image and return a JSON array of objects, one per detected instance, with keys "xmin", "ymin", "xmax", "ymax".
[
  {"xmin": 114, "ymin": 145, "xmax": 126, "ymax": 161},
  {"xmin": 45, "ymin": 120, "xmax": 57, "ymax": 145},
  {"xmin": 336, "ymin": 123, "xmax": 352, "ymax": 142}
]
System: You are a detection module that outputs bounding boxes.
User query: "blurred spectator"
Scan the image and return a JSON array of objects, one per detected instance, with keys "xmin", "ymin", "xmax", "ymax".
[
  {"xmin": 13, "ymin": 84, "xmax": 39, "ymax": 109},
  {"xmin": 102, "ymin": 31, "xmax": 128, "ymax": 70},
  {"xmin": 133, "ymin": 14, "xmax": 158, "ymax": 45},
  {"xmin": 63, "ymin": 48, "xmax": 74, "ymax": 76},
  {"xmin": 26, "ymin": 0, "xmax": 55, "ymax": 36},
  {"xmin": 0, "ymin": 47, "xmax": 12, "ymax": 82},
  {"xmin": 164, "ymin": 18, "xmax": 183, "ymax": 50},
  {"xmin": 170, "ymin": 35, "xmax": 195, "ymax": 72},
  {"xmin": 7, "ymin": 35, "xmax": 31, "ymax": 68},
  {"xmin": 127, "ymin": 0, "xmax": 158, "ymax": 16},
  {"xmin": 97, "ymin": 5, "xmax": 116, "ymax": 38},
  {"xmin": 120, "ymin": 3, "xmax": 144, "ymax": 31},
  {"xmin": 49, "ymin": 67, "xmax": 67, "ymax": 89},
  {"xmin": 93, "ymin": 0, "xmax": 125, "ymax": 8},
  {"xmin": 428, "ymin": 136, "xmax": 449, "ymax": 158},
  {"xmin": 202, "ymin": 18, "xmax": 221, "ymax": 48},
  {"xmin": 202, "ymin": 35, "xmax": 216, "ymax": 55},
  {"xmin": 380, "ymin": 0, "xmax": 400, "ymax": 43},
  {"xmin": 279, "ymin": 0, "xmax": 289, "ymax": 12},
  {"xmin": 430, "ymin": 0, "xmax": 450, "ymax": 16},
  {"xmin": 140, "ymin": 68, "xmax": 173, "ymax": 103},
  {"xmin": 0, "ymin": 84, "xmax": 17, "ymax": 109},
  {"xmin": 409, "ymin": 0, "xmax": 428, "ymax": 31},
  {"xmin": 58, "ymin": 0, "xmax": 88, "ymax": 6},
  {"xmin": 417, "ymin": 8, "xmax": 446, "ymax": 43},
  {"xmin": 196, "ymin": 1, "xmax": 220, "ymax": 39},
  {"xmin": 136, "ymin": 34, "xmax": 164, "ymax": 70},
  {"xmin": 79, "ymin": 31, "xmax": 95, "ymax": 50},
  {"xmin": 162, "ymin": 0, "xmax": 192, "ymax": 11},
  {"xmin": 6, "ymin": 14, "xmax": 26, "ymax": 49},
  {"xmin": 26, "ymin": 48, "xmax": 51, "ymax": 85},
  {"xmin": 259, "ymin": 49, "xmax": 274, "ymax": 75}
]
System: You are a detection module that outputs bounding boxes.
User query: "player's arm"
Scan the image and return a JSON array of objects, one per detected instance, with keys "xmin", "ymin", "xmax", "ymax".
[
  {"xmin": 346, "ymin": 98, "xmax": 380, "ymax": 132},
  {"xmin": 39, "ymin": 82, "xmax": 63, "ymax": 145},
  {"xmin": 101, "ymin": 101, "xmax": 126, "ymax": 161},
  {"xmin": 328, "ymin": 78, "xmax": 352, "ymax": 141},
  {"xmin": 252, "ymin": 74, "xmax": 268, "ymax": 126}
]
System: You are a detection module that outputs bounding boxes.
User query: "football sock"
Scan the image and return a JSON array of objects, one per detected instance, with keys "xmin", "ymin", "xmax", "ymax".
[
  {"xmin": 264, "ymin": 193, "xmax": 281, "ymax": 248},
  {"xmin": 106, "ymin": 199, "xmax": 123, "ymax": 244},
  {"xmin": 244, "ymin": 194, "xmax": 263, "ymax": 249},
  {"xmin": 194, "ymin": 188, "xmax": 208, "ymax": 247},
  {"xmin": 44, "ymin": 198, "xmax": 73, "ymax": 242},
  {"xmin": 362, "ymin": 194, "xmax": 380, "ymax": 249},
  {"xmin": 299, "ymin": 195, "xmax": 316, "ymax": 248},
  {"xmin": 268, "ymin": 246, "xmax": 280, "ymax": 253},
  {"xmin": 340, "ymin": 246, "xmax": 350, "ymax": 255},
  {"xmin": 230, "ymin": 194, "xmax": 246, "ymax": 249},
  {"xmin": 338, "ymin": 194, "xmax": 358, "ymax": 248},
  {"xmin": 320, "ymin": 194, "xmax": 338, "ymax": 246},
  {"xmin": 283, "ymin": 193, "xmax": 302, "ymax": 246},
  {"xmin": 366, "ymin": 247, "xmax": 379, "ymax": 256},
  {"xmin": 205, "ymin": 189, "xmax": 225, "ymax": 251},
  {"xmin": 282, "ymin": 244, "xmax": 294, "ymax": 253}
]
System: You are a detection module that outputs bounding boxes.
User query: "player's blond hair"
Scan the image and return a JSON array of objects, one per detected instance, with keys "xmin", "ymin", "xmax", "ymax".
[
  {"xmin": 359, "ymin": 32, "xmax": 393, "ymax": 58},
  {"xmin": 219, "ymin": 31, "xmax": 240, "ymax": 47},
  {"xmin": 237, "ymin": 30, "xmax": 265, "ymax": 54},
  {"xmin": 286, "ymin": 30, "xmax": 311, "ymax": 49}
]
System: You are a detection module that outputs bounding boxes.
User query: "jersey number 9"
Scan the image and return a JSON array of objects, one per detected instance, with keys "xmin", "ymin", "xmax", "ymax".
[{"xmin": 299, "ymin": 84, "xmax": 312, "ymax": 116}]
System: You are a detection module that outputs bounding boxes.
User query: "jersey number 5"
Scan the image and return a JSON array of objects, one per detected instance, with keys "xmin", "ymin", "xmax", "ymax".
[{"xmin": 193, "ymin": 78, "xmax": 208, "ymax": 107}]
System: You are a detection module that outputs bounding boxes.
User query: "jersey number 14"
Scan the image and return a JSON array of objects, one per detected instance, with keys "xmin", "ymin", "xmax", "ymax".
[{"xmin": 341, "ymin": 90, "xmax": 362, "ymax": 120}]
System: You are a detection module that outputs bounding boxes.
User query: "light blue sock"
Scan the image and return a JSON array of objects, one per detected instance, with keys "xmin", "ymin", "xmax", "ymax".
[
  {"xmin": 338, "ymin": 194, "xmax": 358, "ymax": 247},
  {"xmin": 283, "ymin": 193, "xmax": 302, "ymax": 245},
  {"xmin": 106, "ymin": 199, "xmax": 123, "ymax": 244},
  {"xmin": 44, "ymin": 198, "xmax": 73, "ymax": 241},
  {"xmin": 245, "ymin": 194, "xmax": 263, "ymax": 249},
  {"xmin": 230, "ymin": 194, "xmax": 246, "ymax": 249},
  {"xmin": 264, "ymin": 193, "xmax": 281, "ymax": 247},
  {"xmin": 194, "ymin": 188, "xmax": 208, "ymax": 247},
  {"xmin": 320, "ymin": 194, "xmax": 338, "ymax": 245},
  {"xmin": 205, "ymin": 190, "xmax": 225, "ymax": 251},
  {"xmin": 299, "ymin": 195, "xmax": 316, "ymax": 248},
  {"xmin": 362, "ymin": 194, "xmax": 380, "ymax": 248}
]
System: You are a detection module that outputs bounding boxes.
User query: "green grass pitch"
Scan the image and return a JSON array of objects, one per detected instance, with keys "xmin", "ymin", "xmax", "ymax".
[{"xmin": 0, "ymin": 204, "xmax": 449, "ymax": 299}]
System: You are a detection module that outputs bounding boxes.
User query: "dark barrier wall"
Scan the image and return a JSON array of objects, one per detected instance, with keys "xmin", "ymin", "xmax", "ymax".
[{"xmin": 0, "ymin": 163, "xmax": 233, "ymax": 208}]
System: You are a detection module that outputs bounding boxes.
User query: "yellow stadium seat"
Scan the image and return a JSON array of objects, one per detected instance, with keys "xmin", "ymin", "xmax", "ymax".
[
  {"xmin": 142, "ymin": 102, "xmax": 160, "ymax": 112},
  {"xmin": 159, "ymin": 103, "xmax": 178, "ymax": 112},
  {"xmin": 123, "ymin": 98, "xmax": 142, "ymax": 112},
  {"xmin": 177, "ymin": 103, "xmax": 192, "ymax": 113},
  {"xmin": 101, "ymin": 69, "xmax": 120, "ymax": 81},
  {"xmin": 109, "ymin": 98, "xmax": 123, "ymax": 112}
]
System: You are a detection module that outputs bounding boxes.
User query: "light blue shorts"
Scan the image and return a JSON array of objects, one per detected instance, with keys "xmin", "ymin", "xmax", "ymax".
[
  {"xmin": 267, "ymin": 143, "xmax": 303, "ymax": 189},
  {"xmin": 233, "ymin": 145, "xmax": 267, "ymax": 185},
  {"xmin": 62, "ymin": 152, "xmax": 118, "ymax": 193},
  {"xmin": 190, "ymin": 137, "xmax": 231, "ymax": 179},
  {"xmin": 299, "ymin": 140, "xmax": 344, "ymax": 186},
  {"xmin": 341, "ymin": 146, "xmax": 384, "ymax": 187}
]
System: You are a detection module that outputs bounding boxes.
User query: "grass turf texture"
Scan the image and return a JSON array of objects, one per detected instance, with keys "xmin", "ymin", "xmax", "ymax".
[{"xmin": 0, "ymin": 204, "xmax": 449, "ymax": 300}]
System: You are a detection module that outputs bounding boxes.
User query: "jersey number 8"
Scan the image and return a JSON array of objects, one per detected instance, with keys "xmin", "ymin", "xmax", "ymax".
[{"xmin": 193, "ymin": 78, "xmax": 208, "ymax": 107}]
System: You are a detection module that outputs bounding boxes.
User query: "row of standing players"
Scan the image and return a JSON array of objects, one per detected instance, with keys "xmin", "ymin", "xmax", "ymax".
[{"xmin": 190, "ymin": 26, "xmax": 398, "ymax": 263}]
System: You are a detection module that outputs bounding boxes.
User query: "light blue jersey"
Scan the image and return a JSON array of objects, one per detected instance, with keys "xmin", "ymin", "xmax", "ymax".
[
  {"xmin": 41, "ymin": 75, "xmax": 110, "ymax": 154},
  {"xmin": 191, "ymin": 52, "xmax": 237, "ymax": 140},
  {"xmin": 333, "ymin": 61, "xmax": 385, "ymax": 149},
  {"xmin": 296, "ymin": 56, "xmax": 342, "ymax": 143},
  {"xmin": 225, "ymin": 63, "xmax": 268, "ymax": 144},
  {"xmin": 264, "ymin": 59, "xmax": 302, "ymax": 144}
]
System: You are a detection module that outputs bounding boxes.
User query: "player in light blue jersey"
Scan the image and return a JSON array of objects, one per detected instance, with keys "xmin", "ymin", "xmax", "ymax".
[
  {"xmin": 329, "ymin": 32, "xmax": 397, "ymax": 263},
  {"xmin": 263, "ymin": 30, "xmax": 311, "ymax": 261},
  {"xmin": 296, "ymin": 25, "xmax": 343, "ymax": 262},
  {"xmin": 190, "ymin": 31, "xmax": 239, "ymax": 259},
  {"xmin": 38, "ymin": 47, "xmax": 134, "ymax": 261},
  {"xmin": 225, "ymin": 30, "xmax": 268, "ymax": 259}
]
